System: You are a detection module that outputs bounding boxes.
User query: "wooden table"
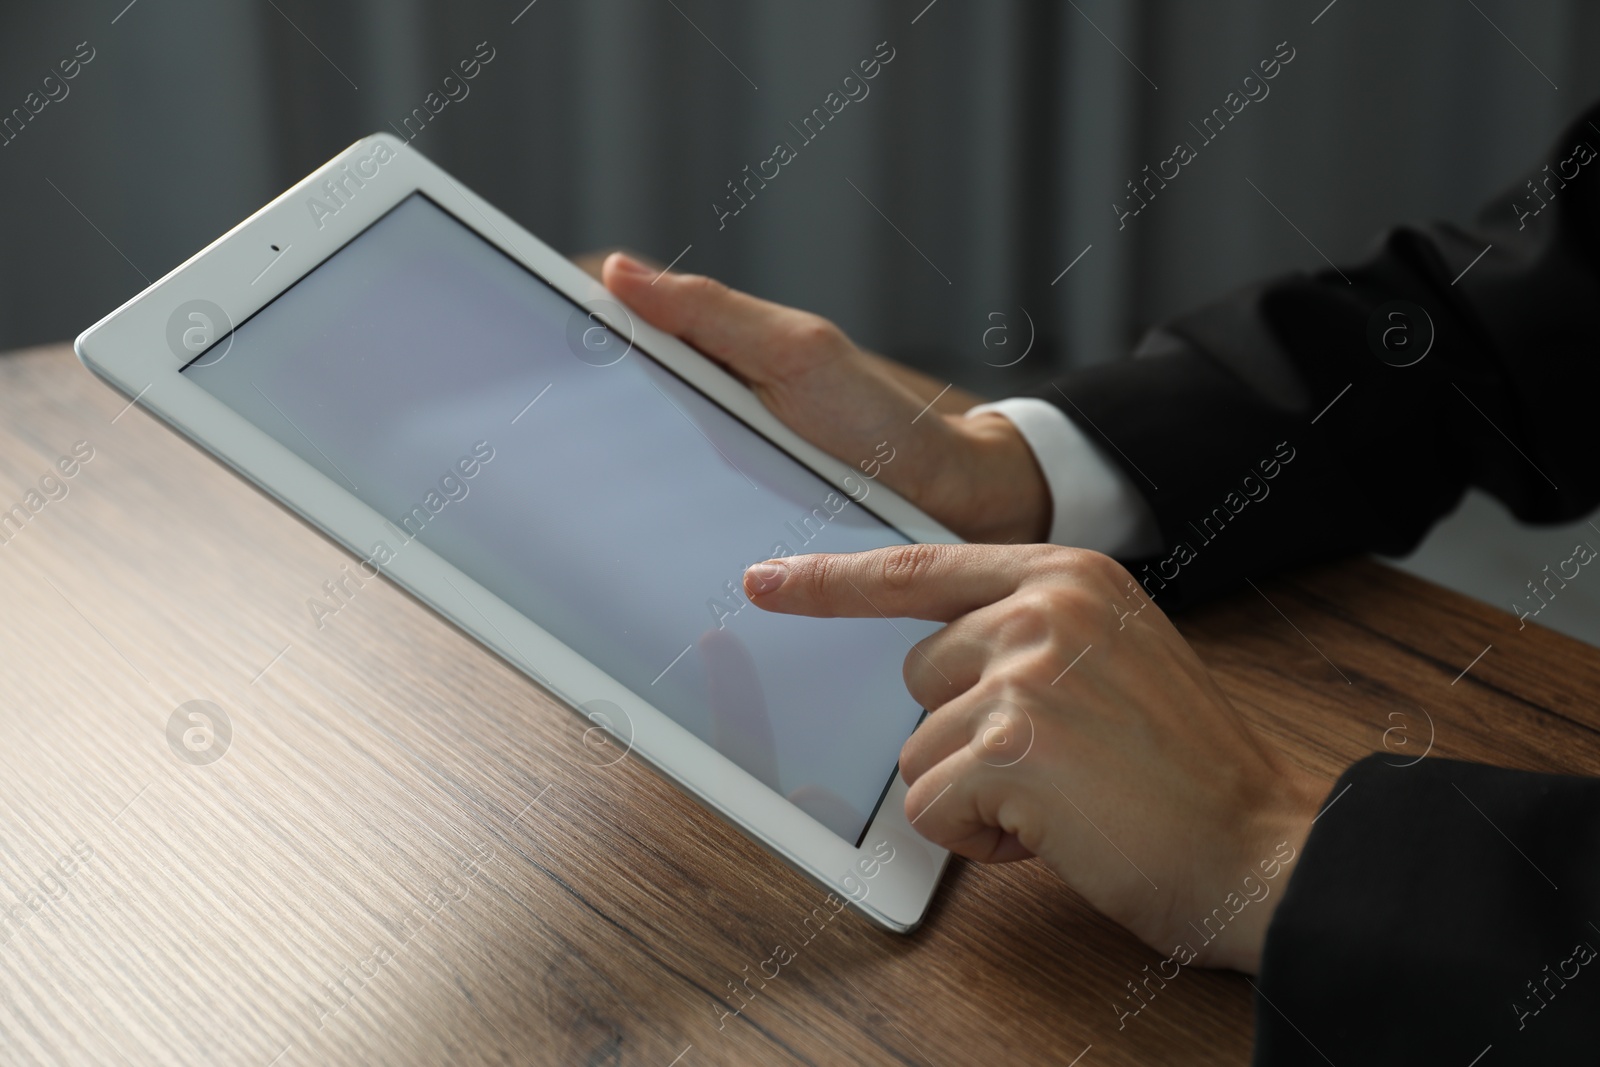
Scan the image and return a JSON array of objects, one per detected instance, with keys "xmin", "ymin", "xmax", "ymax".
[{"xmin": 3, "ymin": 342, "xmax": 1598, "ymax": 1066}]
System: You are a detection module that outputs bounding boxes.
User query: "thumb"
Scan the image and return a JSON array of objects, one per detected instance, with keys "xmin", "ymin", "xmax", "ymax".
[{"xmin": 601, "ymin": 253, "xmax": 822, "ymax": 382}]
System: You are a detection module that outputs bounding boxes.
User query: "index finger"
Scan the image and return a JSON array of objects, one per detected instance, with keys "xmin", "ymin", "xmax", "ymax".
[{"xmin": 743, "ymin": 542, "xmax": 1053, "ymax": 621}]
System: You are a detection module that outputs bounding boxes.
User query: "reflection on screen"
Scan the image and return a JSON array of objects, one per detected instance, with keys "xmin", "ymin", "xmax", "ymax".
[{"xmin": 182, "ymin": 193, "xmax": 939, "ymax": 845}]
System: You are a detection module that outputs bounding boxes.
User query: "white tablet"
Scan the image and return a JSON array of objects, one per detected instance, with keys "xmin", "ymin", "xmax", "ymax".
[{"xmin": 75, "ymin": 133, "xmax": 955, "ymax": 932}]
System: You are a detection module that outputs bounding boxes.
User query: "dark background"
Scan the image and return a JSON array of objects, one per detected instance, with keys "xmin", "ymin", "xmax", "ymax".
[{"xmin": 3, "ymin": 0, "xmax": 1599, "ymax": 637}]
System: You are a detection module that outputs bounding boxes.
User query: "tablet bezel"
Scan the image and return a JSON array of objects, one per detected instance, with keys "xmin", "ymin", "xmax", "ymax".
[{"xmin": 74, "ymin": 133, "xmax": 955, "ymax": 932}]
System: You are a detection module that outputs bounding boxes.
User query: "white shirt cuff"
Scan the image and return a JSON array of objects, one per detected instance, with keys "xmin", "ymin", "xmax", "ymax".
[{"xmin": 966, "ymin": 397, "xmax": 1163, "ymax": 558}]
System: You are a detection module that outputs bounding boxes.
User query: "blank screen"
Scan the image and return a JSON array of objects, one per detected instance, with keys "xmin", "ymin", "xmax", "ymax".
[{"xmin": 182, "ymin": 193, "xmax": 938, "ymax": 845}]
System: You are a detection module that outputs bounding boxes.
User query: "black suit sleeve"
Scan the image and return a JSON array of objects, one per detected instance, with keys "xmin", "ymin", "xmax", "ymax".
[
  {"xmin": 1253, "ymin": 755, "xmax": 1600, "ymax": 1064},
  {"xmin": 1033, "ymin": 100, "xmax": 1600, "ymax": 609}
]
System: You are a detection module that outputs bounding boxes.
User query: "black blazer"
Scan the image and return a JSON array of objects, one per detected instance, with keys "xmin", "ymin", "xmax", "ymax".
[
  {"xmin": 1036, "ymin": 101, "xmax": 1600, "ymax": 1062},
  {"xmin": 1036, "ymin": 109, "xmax": 1600, "ymax": 614}
]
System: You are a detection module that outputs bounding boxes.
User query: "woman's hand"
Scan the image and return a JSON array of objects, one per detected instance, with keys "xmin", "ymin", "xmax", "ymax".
[
  {"xmin": 743, "ymin": 542, "xmax": 1333, "ymax": 973},
  {"xmin": 602, "ymin": 254, "xmax": 1050, "ymax": 544}
]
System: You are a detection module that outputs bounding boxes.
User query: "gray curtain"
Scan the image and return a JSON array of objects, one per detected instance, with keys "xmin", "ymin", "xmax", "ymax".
[
  {"xmin": 6, "ymin": 0, "xmax": 1600, "ymax": 643},
  {"xmin": 4, "ymin": 0, "xmax": 1597, "ymax": 390}
]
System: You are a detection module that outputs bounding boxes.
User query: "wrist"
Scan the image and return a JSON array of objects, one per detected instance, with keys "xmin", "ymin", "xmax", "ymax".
[
  {"xmin": 937, "ymin": 412, "xmax": 1051, "ymax": 544},
  {"xmin": 1203, "ymin": 766, "xmax": 1330, "ymax": 974}
]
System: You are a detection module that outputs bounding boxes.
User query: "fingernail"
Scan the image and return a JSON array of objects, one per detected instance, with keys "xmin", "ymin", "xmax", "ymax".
[
  {"xmin": 744, "ymin": 561, "xmax": 787, "ymax": 596},
  {"xmin": 611, "ymin": 253, "xmax": 652, "ymax": 276}
]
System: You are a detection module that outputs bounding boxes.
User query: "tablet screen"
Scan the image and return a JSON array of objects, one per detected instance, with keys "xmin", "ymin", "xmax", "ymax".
[{"xmin": 182, "ymin": 192, "xmax": 939, "ymax": 846}]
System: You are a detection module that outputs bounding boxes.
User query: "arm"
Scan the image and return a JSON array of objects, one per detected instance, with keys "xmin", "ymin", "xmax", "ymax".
[
  {"xmin": 741, "ymin": 541, "xmax": 1600, "ymax": 1060},
  {"xmin": 1036, "ymin": 99, "xmax": 1600, "ymax": 607},
  {"xmin": 1254, "ymin": 756, "xmax": 1600, "ymax": 1064}
]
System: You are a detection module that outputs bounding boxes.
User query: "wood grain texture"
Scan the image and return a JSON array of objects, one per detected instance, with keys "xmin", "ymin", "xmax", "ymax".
[{"xmin": 1, "ymin": 344, "xmax": 1597, "ymax": 1066}]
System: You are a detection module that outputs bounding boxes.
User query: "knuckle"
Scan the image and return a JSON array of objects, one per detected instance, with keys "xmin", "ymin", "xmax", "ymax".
[
  {"xmin": 784, "ymin": 312, "xmax": 845, "ymax": 353},
  {"xmin": 1057, "ymin": 581, "xmax": 1104, "ymax": 617},
  {"xmin": 1017, "ymin": 648, "xmax": 1068, "ymax": 691},
  {"xmin": 763, "ymin": 312, "xmax": 848, "ymax": 382},
  {"xmin": 881, "ymin": 542, "xmax": 946, "ymax": 593},
  {"xmin": 902, "ymin": 645, "xmax": 925, "ymax": 691},
  {"xmin": 993, "ymin": 579, "xmax": 1107, "ymax": 653},
  {"xmin": 683, "ymin": 273, "xmax": 726, "ymax": 298},
  {"xmin": 802, "ymin": 552, "xmax": 869, "ymax": 613},
  {"xmin": 995, "ymin": 591, "xmax": 1053, "ymax": 642},
  {"xmin": 903, "ymin": 647, "xmax": 947, "ymax": 710},
  {"xmin": 1046, "ymin": 546, "xmax": 1125, "ymax": 588},
  {"xmin": 1083, "ymin": 548, "xmax": 1131, "ymax": 586},
  {"xmin": 899, "ymin": 733, "xmax": 932, "ymax": 785},
  {"xmin": 796, "ymin": 552, "xmax": 838, "ymax": 604},
  {"xmin": 676, "ymin": 274, "xmax": 732, "ymax": 337}
]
